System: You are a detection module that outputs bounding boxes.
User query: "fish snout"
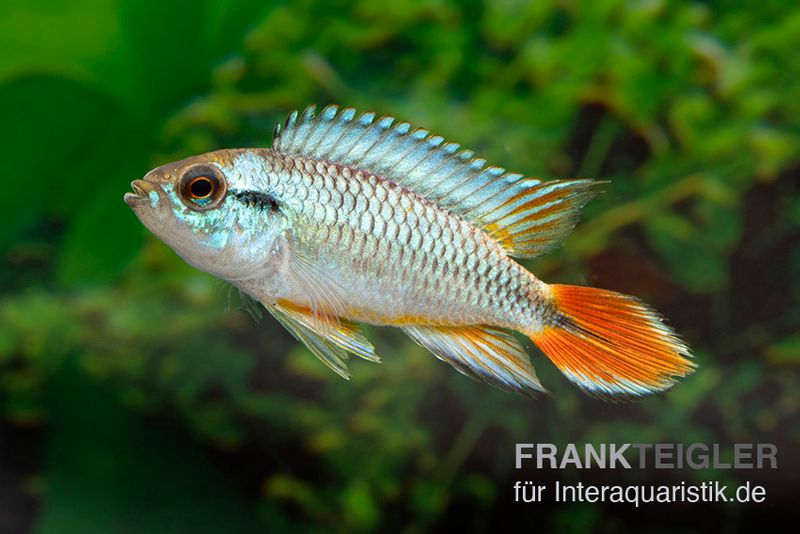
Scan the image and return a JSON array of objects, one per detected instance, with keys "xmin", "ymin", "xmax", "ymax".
[{"xmin": 124, "ymin": 179, "xmax": 159, "ymax": 207}]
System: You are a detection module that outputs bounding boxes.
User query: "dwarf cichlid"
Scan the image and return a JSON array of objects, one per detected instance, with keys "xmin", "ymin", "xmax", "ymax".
[{"xmin": 125, "ymin": 105, "xmax": 695, "ymax": 398}]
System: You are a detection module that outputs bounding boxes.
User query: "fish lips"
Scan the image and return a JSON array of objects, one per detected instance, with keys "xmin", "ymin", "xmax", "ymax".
[{"xmin": 124, "ymin": 179, "xmax": 160, "ymax": 208}]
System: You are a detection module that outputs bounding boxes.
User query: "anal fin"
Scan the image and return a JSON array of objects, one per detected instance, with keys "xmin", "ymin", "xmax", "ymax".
[
  {"xmin": 402, "ymin": 325, "xmax": 546, "ymax": 396},
  {"xmin": 265, "ymin": 300, "xmax": 380, "ymax": 379}
]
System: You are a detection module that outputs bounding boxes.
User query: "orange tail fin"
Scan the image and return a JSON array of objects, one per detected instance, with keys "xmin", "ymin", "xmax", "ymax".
[{"xmin": 530, "ymin": 284, "xmax": 695, "ymax": 399}]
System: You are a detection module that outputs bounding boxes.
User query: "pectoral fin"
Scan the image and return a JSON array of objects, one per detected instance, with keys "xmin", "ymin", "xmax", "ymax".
[
  {"xmin": 402, "ymin": 324, "xmax": 546, "ymax": 396},
  {"xmin": 286, "ymin": 235, "xmax": 351, "ymax": 331},
  {"xmin": 265, "ymin": 300, "xmax": 379, "ymax": 379}
]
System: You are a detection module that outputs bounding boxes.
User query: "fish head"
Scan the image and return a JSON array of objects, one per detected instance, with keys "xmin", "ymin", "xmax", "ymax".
[{"xmin": 125, "ymin": 149, "xmax": 287, "ymax": 281}]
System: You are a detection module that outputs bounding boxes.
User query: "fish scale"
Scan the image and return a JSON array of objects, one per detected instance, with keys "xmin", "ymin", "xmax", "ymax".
[
  {"xmin": 268, "ymin": 151, "xmax": 535, "ymax": 328},
  {"xmin": 126, "ymin": 105, "xmax": 695, "ymax": 397}
]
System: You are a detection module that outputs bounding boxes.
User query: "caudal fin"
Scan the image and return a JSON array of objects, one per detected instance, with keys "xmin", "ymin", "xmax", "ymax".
[{"xmin": 530, "ymin": 284, "xmax": 695, "ymax": 399}]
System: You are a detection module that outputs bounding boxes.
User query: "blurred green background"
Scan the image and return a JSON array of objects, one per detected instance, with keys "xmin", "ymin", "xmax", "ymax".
[{"xmin": 1, "ymin": 0, "xmax": 798, "ymax": 532}]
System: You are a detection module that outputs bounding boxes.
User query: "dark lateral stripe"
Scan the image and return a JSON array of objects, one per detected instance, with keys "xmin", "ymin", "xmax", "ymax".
[{"xmin": 231, "ymin": 189, "xmax": 280, "ymax": 211}]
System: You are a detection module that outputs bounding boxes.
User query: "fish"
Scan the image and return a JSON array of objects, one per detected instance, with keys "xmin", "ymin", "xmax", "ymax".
[{"xmin": 125, "ymin": 105, "xmax": 695, "ymax": 399}]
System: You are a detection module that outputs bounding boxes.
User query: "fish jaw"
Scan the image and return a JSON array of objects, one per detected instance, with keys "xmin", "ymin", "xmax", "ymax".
[
  {"xmin": 124, "ymin": 178, "xmax": 171, "ymax": 233},
  {"xmin": 124, "ymin": 176, "xmax": 213, "ymax": 268},
  {"xmin": 125, "ymin": 179, "xmax": 164, "ymax": 211}
]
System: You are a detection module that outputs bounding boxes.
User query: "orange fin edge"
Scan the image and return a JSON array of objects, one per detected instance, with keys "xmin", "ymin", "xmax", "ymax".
[{"xmin": 530, "ymin": 284, "xmax": 696, "ymax": 399}]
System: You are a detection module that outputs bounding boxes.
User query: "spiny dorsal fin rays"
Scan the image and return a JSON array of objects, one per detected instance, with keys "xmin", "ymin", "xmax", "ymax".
[{"xmin": 272, "ymin": 105, "xmax": 599, "ymax": 258}]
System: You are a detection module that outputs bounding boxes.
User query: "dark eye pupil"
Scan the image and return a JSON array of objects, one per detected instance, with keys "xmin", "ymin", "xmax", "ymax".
[{"xmin": 190, "ymin": 177, "xmax": 213, "ymax": 198}]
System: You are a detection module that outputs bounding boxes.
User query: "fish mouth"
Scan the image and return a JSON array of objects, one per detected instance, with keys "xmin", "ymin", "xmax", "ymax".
[{"xmin": 124, "ymin": 179, "xmax": 157, "ymax": 207}]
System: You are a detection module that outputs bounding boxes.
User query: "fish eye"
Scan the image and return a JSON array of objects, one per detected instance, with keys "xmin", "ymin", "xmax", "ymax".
[
  {"xmin": 179, "ymin": 165, "xmax": 227, "ymax": 210},
  {"xmin": 189, "ymin": 176, "xmax": 213, "ymax": 199}
]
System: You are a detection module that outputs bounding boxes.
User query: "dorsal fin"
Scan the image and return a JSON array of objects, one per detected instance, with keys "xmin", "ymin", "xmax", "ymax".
[{"xmin": 273, "ymin": 105, "xmax": 599, "ymax": 258}]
